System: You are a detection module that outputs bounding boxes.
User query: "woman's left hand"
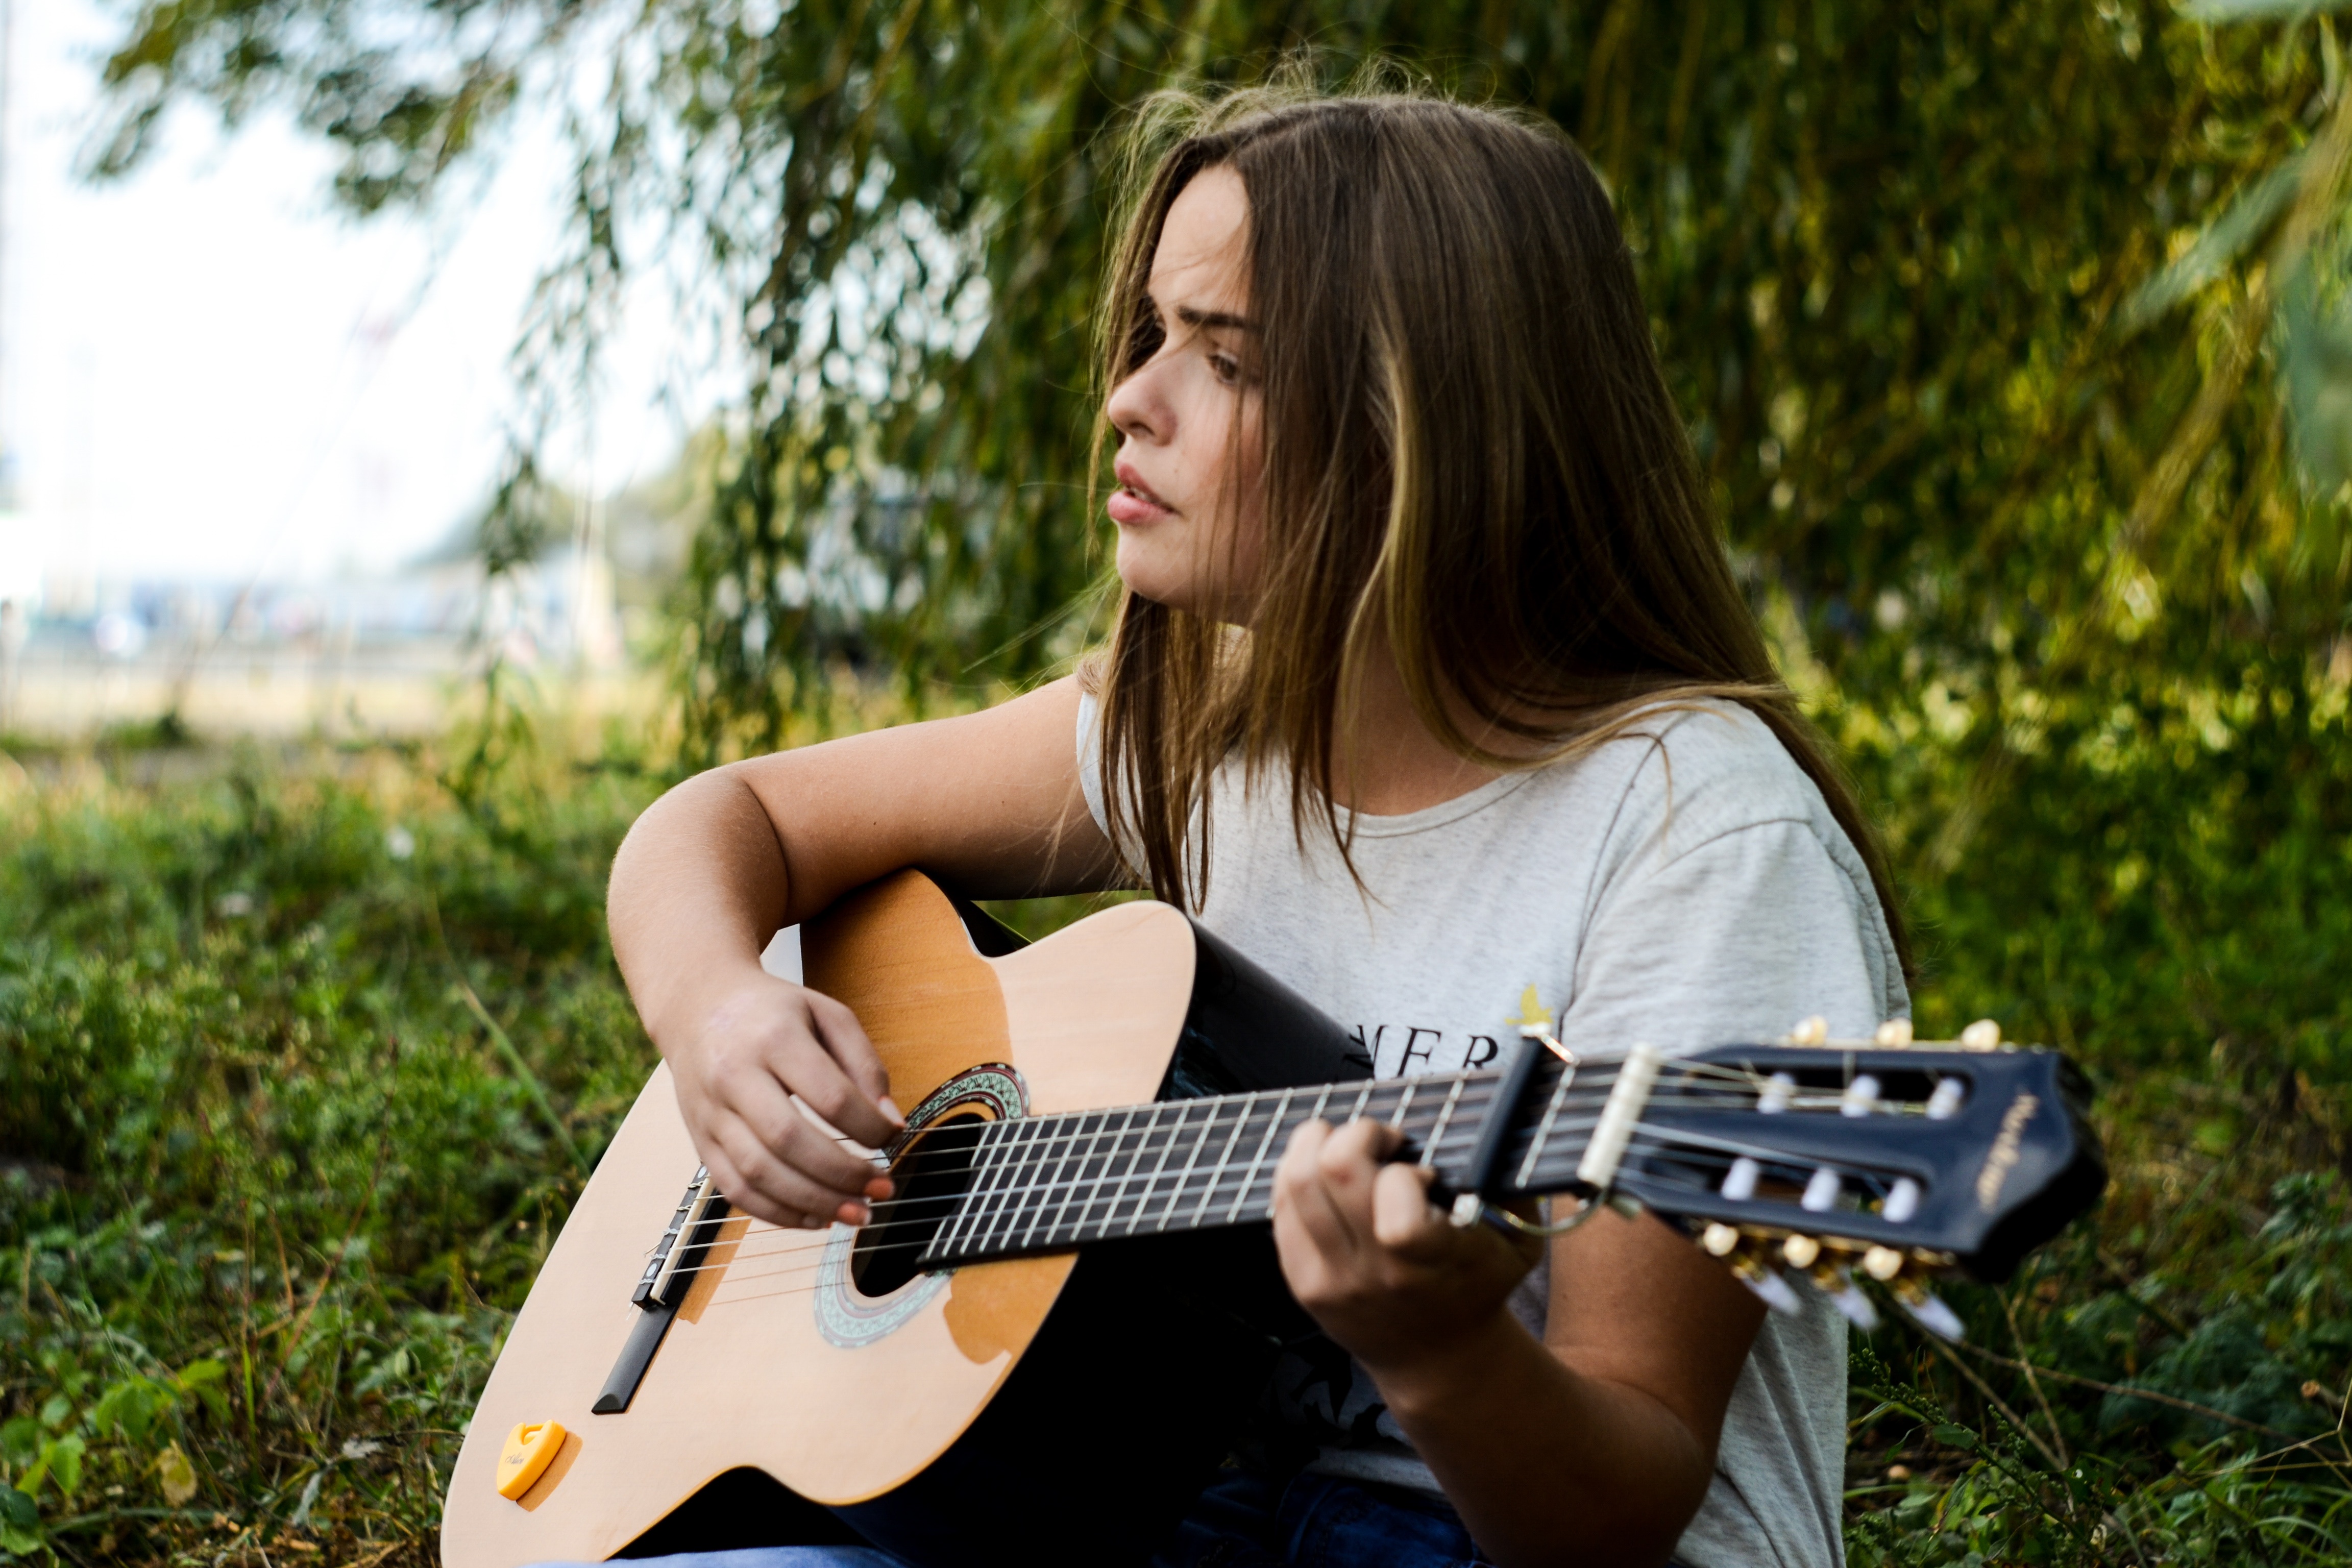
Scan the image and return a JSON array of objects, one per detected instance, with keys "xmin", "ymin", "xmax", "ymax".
[{"xmin": 1270, "ymin": 1117, "xmax": 1545, "ymax": 1375}]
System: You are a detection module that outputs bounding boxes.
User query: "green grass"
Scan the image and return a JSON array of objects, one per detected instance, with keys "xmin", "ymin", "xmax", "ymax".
[{"xmin": 0, "ymin": 736, "xmax": 2347, "ymax": 1566}]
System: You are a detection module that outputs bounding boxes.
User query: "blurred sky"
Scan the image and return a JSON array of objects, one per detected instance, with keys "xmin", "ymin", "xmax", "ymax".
[{"xmin": 3, "ymin": 0, "xmax": 709, "ymax": 591}]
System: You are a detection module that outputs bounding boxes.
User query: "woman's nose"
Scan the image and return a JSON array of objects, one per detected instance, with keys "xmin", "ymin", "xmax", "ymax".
[{"xmin": 1105, "ymin": 362, "xmax": 1170, "ymax": 446}]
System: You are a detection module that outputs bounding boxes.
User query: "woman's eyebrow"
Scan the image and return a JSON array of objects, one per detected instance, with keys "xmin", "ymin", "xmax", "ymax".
[{"xmin": 1173, "ymin": 303, "xmax": 1255, "ymax": 332}]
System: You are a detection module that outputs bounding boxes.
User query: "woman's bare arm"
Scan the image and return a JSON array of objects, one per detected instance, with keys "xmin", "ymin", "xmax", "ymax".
[
  {"xmin": 1272, "ymin": 1120, "xmax": 1763, "ymax": 1568},
  {"xmin": 606, "ymin": 677, "xmax": 1120, "ymax": 1229}
]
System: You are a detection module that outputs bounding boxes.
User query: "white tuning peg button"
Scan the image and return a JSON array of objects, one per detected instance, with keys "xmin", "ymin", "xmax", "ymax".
[
  {"xmin": 1827, "ymin": 1280, "xmax": 1882, "ymax": 1331},
  {"xmin": 1873, "ymin": 1018, "xmax": 1914, "ymax": 1047},
  {"xmin": 1840, "ymin": 1075, "xmax": 1881, "ymax": 1117},
  {"xmin": 1882, "ymin": 1178, "xmax": 1921, "ymax": 1224},
  {"xmin": 1758, "ymin": 1073, "xmax": 1797, "ymax": 1114},
  {"xmin": 1801, "ymin": 1167, "xmax": 1841, "ymax": 1212},
  {"xmin": 1959, "ymin": 1019, "xmax": 2002, "ymax": 1051},
  {"xmin": 1861, "ymin": 1245, "xmax": 1905, "ymax": 1281},
  {"xmin": 1790, "ymin": 1015, "xmax": 1829, "ymax": 1046},
  {"xmin": 1897, "ymin": 1287, "xmax": 1966, "ymax": 1342},
  {"xmin": 1782, "ymin": 1234, "xmax": 1821, "ymax": 1269},
  {"xmin": 1720, "ymin": 1157, "xmax": 1760, "ymax": 1202},
  {"xmin": 1735, "ymin": 1263, "xmax": 1804, "ymax": 1316},
  {"xmin": 1925, "ymin": 1078, "xmax": 1965, "ymax": 1120}
]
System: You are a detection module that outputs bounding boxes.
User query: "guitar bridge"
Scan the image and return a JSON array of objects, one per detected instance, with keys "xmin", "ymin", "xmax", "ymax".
[{"xmin": 594, "ymin": 1166, "xmax": 731, "ymax": 1415}]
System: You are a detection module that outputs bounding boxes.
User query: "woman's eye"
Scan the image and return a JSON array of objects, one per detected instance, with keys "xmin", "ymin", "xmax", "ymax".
[{"xmin": 1209, "ymin": 352, "xmax": 1241, "ymax": 385}]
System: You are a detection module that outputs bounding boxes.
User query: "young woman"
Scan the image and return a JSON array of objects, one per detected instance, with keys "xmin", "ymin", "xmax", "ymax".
[{"xmin": 605, "ymin": 86, "xmax": 1907, "ymax": 1568}]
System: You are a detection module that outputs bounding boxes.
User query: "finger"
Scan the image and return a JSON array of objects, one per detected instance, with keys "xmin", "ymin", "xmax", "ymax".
[
  {"xmin": 725, "ymin": 1059, "xmax": 893, "ymax": 1200},
  {"xmin": 1314, "ymin": 1117, "xmax": 1396, "ymax": 1214},
  {"xmin": 700, "ymin": 1146, "xmax": 819, "ymax": 1231},
  {"xmin": 716, "ymin": 1121, "xmax": 875, "ymax": 1228},
  {"xmin": 803, "ymin": 990, "xmax": 905, "ymax": 1144},
  {"xmin": 1370, "ymin": 1161, "xmax": 1446, "ymax": 1252},
  {"xmin": 1279, "ymin": 1119, "xmax": 1368, "ymax": 1256}
]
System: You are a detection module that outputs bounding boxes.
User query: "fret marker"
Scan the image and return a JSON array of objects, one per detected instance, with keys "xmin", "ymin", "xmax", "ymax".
[{"xmin": 1576, "ymin": 1045, "xmax": 1663, "ymax": 1192}]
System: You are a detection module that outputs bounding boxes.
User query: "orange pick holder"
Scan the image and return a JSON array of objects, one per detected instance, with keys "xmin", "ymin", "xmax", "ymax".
[{"xmin": 495, "ymin": 1419, "xmax": 568, "ymax": 1500}]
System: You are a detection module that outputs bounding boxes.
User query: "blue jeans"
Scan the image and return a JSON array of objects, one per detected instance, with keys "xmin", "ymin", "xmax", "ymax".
[{"xmin": 580, "ymin": 1467, "xmax": 1494, "ymax": 1567}]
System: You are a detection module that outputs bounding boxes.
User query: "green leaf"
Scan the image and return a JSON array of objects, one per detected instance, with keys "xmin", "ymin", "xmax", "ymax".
[
  {"xmin": 0, "ymin": 1420, "xmax": 37, "ymax": 1470},
  {"xmin": 2279, "ymin": 263, "xmax": 2352, "ymax": 492},
  {"xmin": 156, "ymin": 1443, "xmax": 199, "ymax": 1508},
  {"xmin": 0, "ymin": 1483, "xmax": 40, "ymax": 1556},
  {"xmin": 2180, "ymin": 0, "xmax": 2352, "ymax": 19},
  {"xmin": 2122, "ymin": 156, "xmax": 2305, "ymax": 331}
]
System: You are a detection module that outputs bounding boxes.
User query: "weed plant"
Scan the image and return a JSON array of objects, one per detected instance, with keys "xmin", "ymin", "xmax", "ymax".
[{"xmin": 0, "ymin": 731, "xmax": 2348, "ymax": 1566}]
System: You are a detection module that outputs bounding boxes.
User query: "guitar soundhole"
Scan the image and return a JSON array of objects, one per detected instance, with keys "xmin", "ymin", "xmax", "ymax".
[{"xmin": 850, "ymin": 1111, "xmax": 988, "ymax": 1298}]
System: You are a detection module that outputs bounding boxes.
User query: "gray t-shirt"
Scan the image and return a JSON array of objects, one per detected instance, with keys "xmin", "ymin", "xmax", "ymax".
[{"xmin": 1078, "ymin": 695, "xmax": 1906, "ymax": 1568}]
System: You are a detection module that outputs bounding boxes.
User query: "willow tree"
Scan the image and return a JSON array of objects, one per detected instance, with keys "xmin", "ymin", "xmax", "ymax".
[{"xmin": 90, "ymin": 1, "xmax": 2352, "ymax": 1067}]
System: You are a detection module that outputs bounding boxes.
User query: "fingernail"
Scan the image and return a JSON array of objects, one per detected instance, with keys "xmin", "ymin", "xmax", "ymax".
[
  {"xmin": 865, "ymin": 1176, "xmax": 895, "ymax": 1201},
  {"xmin": 837, "ymin": 1199, "xmax": 871, "ymax": 1227},
  {"xmin": 878, "ymin": 1096, "xmax": 905, "ymax": 1128}
]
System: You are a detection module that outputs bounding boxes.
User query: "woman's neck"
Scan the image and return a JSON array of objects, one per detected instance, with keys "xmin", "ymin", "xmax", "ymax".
[{"xmin": 1327, "ymin": 641, "xmax": 1508, "ymax": 817}]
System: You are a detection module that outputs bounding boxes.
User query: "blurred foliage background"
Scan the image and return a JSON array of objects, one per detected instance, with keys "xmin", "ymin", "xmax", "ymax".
[{"xmin": 6, "ymin": 0, "xmax": 2352, "ymax": 1562}]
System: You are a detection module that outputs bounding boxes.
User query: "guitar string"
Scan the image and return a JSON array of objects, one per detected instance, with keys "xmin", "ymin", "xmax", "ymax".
[
  {"xmin": 694, "ymin": 1063, "xmax": 1917, "ymax": 1222},
  {"xmin": 659, "ymin": 1128, "xmax": 1921, "ymax": 1301},
  {"xmin": 650, "ymin": 1113, "xmax": 1919, "ymax": 1285},
  {"xmin": 653, "ymin": 1067, "xmax": 1947, "ymax": 1277}
]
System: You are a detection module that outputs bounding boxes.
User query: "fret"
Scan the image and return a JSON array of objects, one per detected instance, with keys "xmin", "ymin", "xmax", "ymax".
[
  {"xmin": 1517, "ymin": 1057, "xmax": 1581, "ymax": 1190},
  {"xmin": 1106, "ymin": 1102, "xmax": 1169, "ymax": 1236},
  {"xmin": 971, "ymin": 1115, "xmax": 1046, "ymax": 1256},
  {"xmin": 1419, "ymin": 1075, "xmax": 1466, "ymax": 1169},
  {"xmin": 1224, "ymin": 1088, "xmax": 1304, "ymax": 1224},
  {"xmin": 996, "ymin": 1114, "xmax": 1070, "ymax": 1252},
  {"xmin": 1046, "ymin": 1111, "xmax": 1111, "ymax": 1247},
  {"xmin": 1232, "ymin": 1091, "xmax": 1326, "ymax": 1222},
  {"xmin": 1154, "ymin": 1099, "xmax": 1220, "ymax": 1232},
  {"xmin": 936, "ymin": 1120, "xmax": 1011, "ymax": 1260},
  {"xmin": 1073, "ymin": 1107, "xmax": 1140, "ymax": 1241},
  {"xmin": 1028, "ymin": 1108, "xmax": 1092, "ymax": 1251},
  {"xmin": 1126, "ymin": 1100, "xmax": 1193, "ymax": 1236},
  {"xmin": 1188, "ymin": 1092, "xmax": 1260, "ymax": 1230}
]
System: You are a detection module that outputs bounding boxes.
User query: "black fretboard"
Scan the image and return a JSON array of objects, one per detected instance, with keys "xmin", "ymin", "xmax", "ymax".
[{"xmin": 916, "ymin": 1055, "xmax": 1610, "ymax": 1269}]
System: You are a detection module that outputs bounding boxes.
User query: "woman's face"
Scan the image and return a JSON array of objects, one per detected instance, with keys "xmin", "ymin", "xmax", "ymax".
[{"xmin": 1104, "ymin": 164, "xmax": 1264, "ymax": 622}]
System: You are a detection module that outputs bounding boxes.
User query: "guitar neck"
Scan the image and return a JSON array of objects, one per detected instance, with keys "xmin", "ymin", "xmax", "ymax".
[{"xmin": 916, "ymin": 1056, "xmax": 1594, "ymax": 1269}]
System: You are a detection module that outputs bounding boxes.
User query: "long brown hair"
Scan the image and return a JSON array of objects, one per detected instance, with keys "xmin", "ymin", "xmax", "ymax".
[{"xmin": 1089, "ymin": 80, "xmax": 1910, "ymax": 973}]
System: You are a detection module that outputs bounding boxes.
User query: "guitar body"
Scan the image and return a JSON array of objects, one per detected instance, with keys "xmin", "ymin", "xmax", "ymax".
[{"xmin": 443, "ymin": 872, "xmax": 1364, "ymax": 1568}]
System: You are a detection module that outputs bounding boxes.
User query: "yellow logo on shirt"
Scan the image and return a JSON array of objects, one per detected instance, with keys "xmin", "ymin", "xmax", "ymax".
[{"xmin": 1506, "ymin": 984, "xmax": 1552, "ymax": 1035}]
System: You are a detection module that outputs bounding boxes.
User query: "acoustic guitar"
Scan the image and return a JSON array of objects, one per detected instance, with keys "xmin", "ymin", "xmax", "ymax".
[{"xmin": 442, "ymin": 870, "xmax": 2103, "ymax": 1567}]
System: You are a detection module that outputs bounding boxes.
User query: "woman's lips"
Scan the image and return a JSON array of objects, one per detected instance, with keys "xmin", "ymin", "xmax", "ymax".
[{"xmin": 1107, "ymin": 480, "xmax": 1174, "ymax": 526}]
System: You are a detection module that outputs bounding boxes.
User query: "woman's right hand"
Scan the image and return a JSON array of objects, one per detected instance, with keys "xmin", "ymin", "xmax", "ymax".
[{"xmin": 663, "ymin": 965, "xmax": 908, "ymax": 1230}]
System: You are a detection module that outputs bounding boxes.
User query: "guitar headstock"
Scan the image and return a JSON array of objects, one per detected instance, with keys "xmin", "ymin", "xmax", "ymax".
[{"xmin": 1507, "ymin": 1019, "xmax": 2105, "ymax": 1337}]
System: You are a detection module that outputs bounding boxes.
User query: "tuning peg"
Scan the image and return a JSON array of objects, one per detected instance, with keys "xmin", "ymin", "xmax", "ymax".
[
  {"xmin": 1781, "ymin": 1233, "xmax": 1820, "ymax": 1269},
  {"xmin": 1873, "ymin": 1018, "xmax": 1915, "ymax": 1047},
  {"xmin": 1720, "ymin": 1157, "xmax": 1760, "ymax": 1202},
  {"xmin": 1925, "ymin": 1078, "xmax": 1965, "ymax": 1120},
  {"xmin": 1801, "ymin": 1167, "xmax": 1841, "ymax": 1212},
  {"xmin": 1861, "ymin": 1244, "xmax": 1905, "ymax": 1281},
  {"xmin": 1734, "ymin": 1258, "xmax": 1805, "ymax": 1316},
  {"xmin": 1700, "ymin": 1223, "xmax": 1802, "ymax": 1316},
  {"xmin": 1892, "ymin": 1279, "xmax": 1966, "ymax": 1341},
  {"xmin": 1882, "ymin": 1178, "xmax": 1921, "ymax": 1224},
  {"xmin": 1958, "ymin": 1018, "xmax": 2003, "ymax": 1051},
  {"xmin": 1840, "ymin": 1075, "xmax": 1882, "ymax": 1117},
  {"xmin": 1789, "ymin": 1015, "xmax": 1829, "ymax": 1046},
  {"xmin": 1803, "ymin": 1262, "xmax": 1882, "ymax": 1330},
  {"xmin": 1758, "ymin": 1073, "xmax": 1797, "ymax": 1114}
]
